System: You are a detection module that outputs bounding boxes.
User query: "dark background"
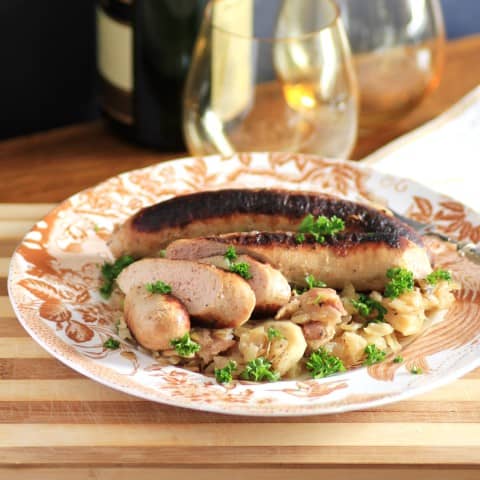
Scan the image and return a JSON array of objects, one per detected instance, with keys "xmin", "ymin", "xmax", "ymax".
[{"xmin": 0, "ymin": 0, "xmax": 478, "ymax": 141}]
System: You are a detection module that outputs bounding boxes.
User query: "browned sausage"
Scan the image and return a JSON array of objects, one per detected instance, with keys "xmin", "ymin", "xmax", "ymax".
[
  {"xmin": 108, "ymin": 188, "xmax": 425, "ymax": 258},
  {"xmin": 165, "ymin": 232, "xmax": 432, "ymax": 291},
  {"xmin": 124, "ymin": 285, "xmax": 190, "ymax": 351}
]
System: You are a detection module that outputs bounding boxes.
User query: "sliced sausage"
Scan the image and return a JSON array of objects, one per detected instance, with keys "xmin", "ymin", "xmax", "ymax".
[
  {"xmin": 165, "ymin": 232, "xmax": 432, "ymax": 291},
  {"xmin": 197, "ymin": 254, "xmax": 291, "ymax": 316},
  {"xmin": 108, "ymin": 188, "xmax": 425, "ymax": 258},
  {"xmin": 124, "ymin": 285, "xmax": 190, "ymax": 350},
  {"xmin": 117, "ymin": 258, "xmax": 256, "ymax": 328}
]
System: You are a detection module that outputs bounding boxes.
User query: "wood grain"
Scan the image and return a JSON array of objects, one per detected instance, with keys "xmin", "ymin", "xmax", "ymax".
[
  {"xmin": 0, "ymin": 401, "xmax": 478, "ymax": 425},
  {"xmin": 1, "ymin": 467, "xmax": 479, "ymax": 480},
  {"xmin": 0, "ymin": 338, "xmax": 51, "ymax": 358},
  {"xmin": 0, "ymin": 446, "xmax": 478, "ymax": 466},
  {"xmin": 2, "ymin": 423, "xmax": 480, "ymax": 448},
  {"xmin": 0, "ymin": 35, "xmax": 478, "ymax": 203},
  {"xmin": 0, "ymin": 359, "xmax": 83, "ymax": 380}
]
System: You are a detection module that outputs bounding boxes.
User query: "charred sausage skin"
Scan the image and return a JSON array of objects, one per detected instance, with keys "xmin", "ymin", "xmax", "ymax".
[{"xmin": 108, "ymin": 189, "xmax": 425, "ymax": 258}]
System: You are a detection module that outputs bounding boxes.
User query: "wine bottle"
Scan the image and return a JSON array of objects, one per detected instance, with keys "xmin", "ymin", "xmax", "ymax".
[{"xmin": 97, "ymin": 0, "xmax": 207, "ymax": 150}]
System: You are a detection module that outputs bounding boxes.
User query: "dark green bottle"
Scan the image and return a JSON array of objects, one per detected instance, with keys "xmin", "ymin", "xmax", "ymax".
[{"xmin": 97, "ymin": 0, "xmax": 207, "ymax": 150}]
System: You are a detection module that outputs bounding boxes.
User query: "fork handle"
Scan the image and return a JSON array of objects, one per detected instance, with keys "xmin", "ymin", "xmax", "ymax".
[
  {"xmin": 425, "ymin": 232, "xmax": 480, "ymax": 266},
  {"xmin": 458, "ymin": 243, "xmax": 480, "ymax": 265}
]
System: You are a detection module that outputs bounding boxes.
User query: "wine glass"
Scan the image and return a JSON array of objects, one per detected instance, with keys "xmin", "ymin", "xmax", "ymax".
[
  {"xmin": 337, "ymin": 0, "xmax": 445, "ymax": 132},
  {"xmin": 183, "ymin": 0, "xmax": 358, "ymax": 158}
]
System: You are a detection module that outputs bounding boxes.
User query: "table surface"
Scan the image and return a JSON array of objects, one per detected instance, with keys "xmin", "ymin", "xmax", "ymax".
[
  {"xmin": 0, "ymin": 35, "xmax": 479, "ymax": 204},
  {"xmin": 1, "ymin": 35, "xmax": 480, "ymax": 479}
]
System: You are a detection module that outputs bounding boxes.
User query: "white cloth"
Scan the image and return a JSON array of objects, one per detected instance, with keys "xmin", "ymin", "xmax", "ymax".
[{"xmin": 363, "ymin": 86, "xmax": 480, "ymax": 212}]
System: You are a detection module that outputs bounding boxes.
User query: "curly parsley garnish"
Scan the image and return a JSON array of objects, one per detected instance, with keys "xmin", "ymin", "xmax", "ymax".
[
  {"xmin": 104, "ymin": 337, "xmax": 120, "ymax": 350},
  {"xmin": 351, "ymin": 294, "xmax": 387, "ymax": 323},
  {"xmin": 296, "ymin": 214, "xmax": 345, "ymax": 244},
  {"xmin": 100, "ymin": 255, "xmax": 136, "ymax": 299},
  {"xmin": 170, "ymin": 333, "xmax": 200, "ymax": 357},
  {"xmin": 384, "ymin": 267, "xmax": 414, "ymax": 299},
  {"xmin": 229, "ymin": 262, "xmax": 252, "ymax": 279},
  {"xmin": 267, "ymin": 327, "xmax": 283, "ymax": 341},
  {"xmin": 363, "ymin": 344, "xmax": 387, "ymax": 366},
  {"xmin": 214, "ymin": 360, "xmax": 237, "ymax": 384},
  {"xmin": 294, "ymin": 274, "xmax": 327, "ymax": 294},
  {"xmin": 306, "ymin": 348, "xmax": 346, "ymax": 378},
  {"xmin": 305, "ymin": 274, "xmax": 327, "ymax": 289},
  {"xmin": 295, "ymin": 233, "xmax": 305, "ymax": 244},
  {"xmin": 410, "ymin": 365, "xmax": 423, "ymax": 375},
  {"xmin": 224, "ymin": 245, "xmax": 238, "ymax": 262},
  {"xmin": 393, "ymin": 356, "xmax": 404, "ymax": 363},
  {"xmin": 425, "ymin": 269, "xmax": 452, "ymax": 285},
  {"xmin": 145, "ymin": 280, "xmax": 172, "ymax": 294},
  {"xmin": 223, "ymin": 246, "xmax": 252, "ymax": 279},
  {"xmin": 240, "ymin": 357, "xmax": 280, "ymax": 382}
]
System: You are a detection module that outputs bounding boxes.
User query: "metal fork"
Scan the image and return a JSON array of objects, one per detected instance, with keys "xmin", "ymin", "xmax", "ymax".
[{"xmin": 392, "ymin": 210, "xmax": 480, "ymax": 265}]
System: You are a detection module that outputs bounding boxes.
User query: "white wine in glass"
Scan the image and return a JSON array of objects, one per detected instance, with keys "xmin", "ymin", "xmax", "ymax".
[{"xmin": 183, "ymin": 0, "xmax": 358, "ymax": 158}]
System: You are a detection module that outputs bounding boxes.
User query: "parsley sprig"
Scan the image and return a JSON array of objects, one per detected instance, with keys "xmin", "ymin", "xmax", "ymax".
[
  {"xmin": 384, "ymin": 267, "xmax": 414, "ymax": 299},
  {"xmin": 229, "ymin": 262, "xmax": 252, "ymax": 279},
  {"xmin": 170, "ymin": 333, "xmax": 200, "ymax": 357},
  {"xmin": 305, "ymin": 274, "xmax": 327, "ymax": 289},
  {"xmin": 306, "ymin": 348, "xmax": 346, "ymax": 378},
  {"xmin": 104, "ymin": 337, "xmax": 120, "ymax": 350},
  {"xmin": 296, "ymin": 214, "xmax": 345, "ymax": 244},
  {"xmin": 267, "ymin": 327, "xmax": 283, "ymax": 341},
  {"xmin": 425, "ymin": 269, "xmax": 452, "ymax": 285},
  {"xmin": 224, "ymin": 246, "xmax": 238, "ymax": 262},
  {"xmin": 363, "ymin": 344, "xmax": 387, "ymax": 365},
  {"xmin": 100, "ymin": 255, "xmax": 136, "ymax": 299},
  {"xmin": 393, "ymin": 356, "xmax": 404, "ymax": 363},
  {"xmin": 240, "ymin": 357, "xmax": 280, "ymax": 382},
  {"xmin": 214, "ymin": 360, "xmax": 237, "ymax": 384},
  {"xmin": 410, "ymin": 365, "xmax": 423, "ymax": 375},
  {"xmin": 223, "ymin": 246, "xmax": 252, "ymax": 279},
  {"xmin": 351, "ymin": 294, "xmax": 387, "ymax": 323},
  {"xmin": 145, "ymin": 280, "xmax": 172, "ymax": 294},
  {"xmin": 295, "ymin": 274, "xmax": 327, "ymax": 294}
]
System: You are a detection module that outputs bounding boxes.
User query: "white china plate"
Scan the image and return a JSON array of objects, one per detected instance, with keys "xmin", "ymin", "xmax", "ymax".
[{"xmin": 8, "ymin": 153, "xmax": 480, "ymax": 415}]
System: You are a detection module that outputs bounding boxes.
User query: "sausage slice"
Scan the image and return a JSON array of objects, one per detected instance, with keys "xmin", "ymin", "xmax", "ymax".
[
  {"xmin": 124, "ymin": 286, "xmax": 190, "ymax": 350},
  {"xmin": 117, "ymin": 258, "xmax": 256, "ymax": 328},
  {"xmin": 198, "ymin": 254, "xmax": 291, "ymax": 316}
]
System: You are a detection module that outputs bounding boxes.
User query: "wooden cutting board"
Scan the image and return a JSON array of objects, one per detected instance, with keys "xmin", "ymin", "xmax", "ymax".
[{"xmin": 1, "ymin": 204, "xmax": 479, "ymax": 479}]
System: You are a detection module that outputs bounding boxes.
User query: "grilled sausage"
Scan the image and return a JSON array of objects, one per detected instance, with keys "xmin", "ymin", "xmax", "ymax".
[
  {"xmin": 117, "ymin": 258, "xmax": 256, "ymax": 328},
  {"xmin": 124, "ymin": 285, "xmax": 190, "ymax": 351},
  {"xmin": 197, "ymin": 254, "xmax": 291, "ymax": 316},
  {"xmin": 165, "ymin": 232, "xmax": 432, "ymax": 291},
  {"xmin": 108, "ymin": 188, "xmax": 425, "ymax": 258}
]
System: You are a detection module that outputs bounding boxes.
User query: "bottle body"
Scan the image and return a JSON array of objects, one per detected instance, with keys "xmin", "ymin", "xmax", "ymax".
[{"xmin": 97, "ymin": 0, "xmax": 206, "ymax": 150}]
